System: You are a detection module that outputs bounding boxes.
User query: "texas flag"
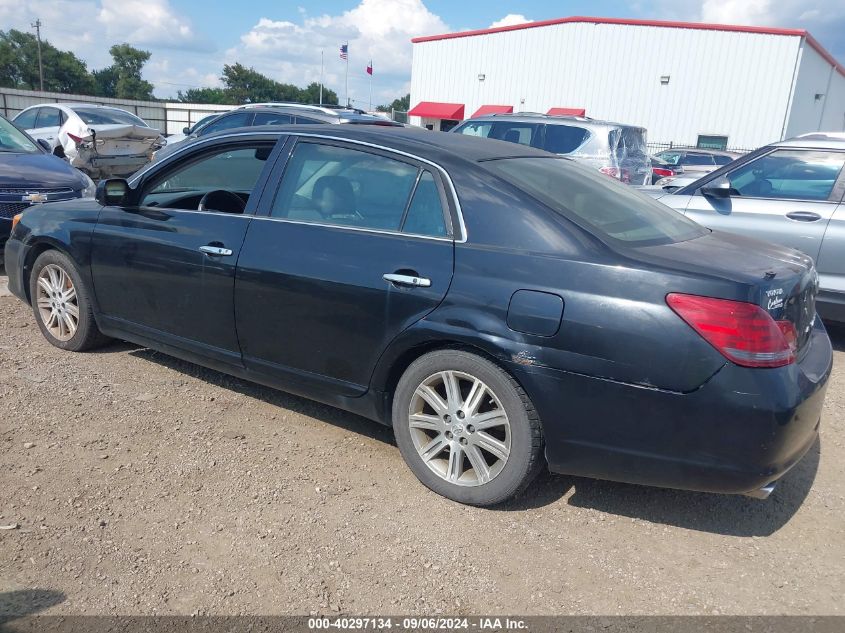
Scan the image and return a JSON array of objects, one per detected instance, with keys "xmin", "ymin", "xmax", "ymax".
[{"xmin": 366, "ymin": 60, "xmax": 373, "ymax": 75}]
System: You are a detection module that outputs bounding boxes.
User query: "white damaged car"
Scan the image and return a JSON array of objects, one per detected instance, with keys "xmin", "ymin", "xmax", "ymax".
[{"xmin": 13, "ymin": 103, "xmax": 164, "ymax": 179}]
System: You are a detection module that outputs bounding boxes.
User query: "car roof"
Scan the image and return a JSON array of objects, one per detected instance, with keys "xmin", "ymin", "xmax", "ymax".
[
  {"xmin": 466, "ymin": 112, "xmax": 644, "ymax": 131},
  {"xmin": 775, "ymin": 133, "xmax": 845, "ymax": 150},
  {"xmin": 195, "ymin": 124, "xmax": 551, "ymax": 163}
]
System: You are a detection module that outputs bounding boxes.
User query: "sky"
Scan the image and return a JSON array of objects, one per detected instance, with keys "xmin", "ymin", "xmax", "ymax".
[{"xmin": 1, "ymin": 0, "xmax": 844, "ymax": 108}]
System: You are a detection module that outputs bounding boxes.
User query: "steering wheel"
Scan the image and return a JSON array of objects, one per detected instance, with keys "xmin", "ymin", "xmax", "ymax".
[{"xmin": 198, "ymin": 190, "xmax": 246, "ymax": 214}]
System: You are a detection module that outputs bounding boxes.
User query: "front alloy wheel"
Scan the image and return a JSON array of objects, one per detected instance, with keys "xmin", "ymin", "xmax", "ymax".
[{"xmin": 35, "ymin": 264, "xmax": 80, "ymax": 341}]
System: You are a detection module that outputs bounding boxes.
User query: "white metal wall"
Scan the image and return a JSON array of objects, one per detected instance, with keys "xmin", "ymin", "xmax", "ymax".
[
  {"xmin": 0, "ymin": 87, "xmax": 234, "ymax": 135},
  {"xmin": 411, "ymin": 22, "xmax": 813, "ymax": 149},
  {"xmin": 785, "ymin": 44, "xmax": 845, "ymax": 136}
]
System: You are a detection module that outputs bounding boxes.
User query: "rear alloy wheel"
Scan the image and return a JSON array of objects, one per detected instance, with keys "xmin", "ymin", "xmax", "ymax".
[
  {"xmin": 393, "ymin": 350, "xmax": 543, "ymax": 506},
  {"xmin": 29, "ymin": 250, "xmax": 110, "ymax": 352}
]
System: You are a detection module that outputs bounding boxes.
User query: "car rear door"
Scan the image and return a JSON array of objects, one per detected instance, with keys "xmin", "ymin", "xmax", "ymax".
[
  {"xmin": 234, "ymin": 137, "xmax": 456, "ymax": 396},
  {"xmin": 90, "ymin": 137, "xmax": 283, "ymax": 365},
  {"xmin": 685, "ymin": 148, "xmax": 845, "ymax": 262},
  {"xmin": 28, "ymin": 107, "xmax": 64, "ymax": 145}
]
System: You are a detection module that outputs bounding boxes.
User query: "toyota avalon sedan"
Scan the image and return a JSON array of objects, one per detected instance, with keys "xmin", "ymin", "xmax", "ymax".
[{"xmin": 4, "ymin": 126, "xmax": 831, "ymax": 506}]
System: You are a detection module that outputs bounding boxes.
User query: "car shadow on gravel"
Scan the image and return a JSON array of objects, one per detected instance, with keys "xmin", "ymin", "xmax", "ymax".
[
  {"xmin": 0, "ymin": 589, "xmax": 65, "ymax": 618},
  {"xmin": 826, "ymin": 322, "xmax": 845, "ymax": 351},
  {"xmin": 130, "ymin": 345, "xmax": 821, "ymax": 537},
  {"xmin": 536, "ymin": 438, "xmax": 820, "ymax": 537},
  {"xmin": 129, "ymin": 348, "xmax": 396, "ymax": 445}
]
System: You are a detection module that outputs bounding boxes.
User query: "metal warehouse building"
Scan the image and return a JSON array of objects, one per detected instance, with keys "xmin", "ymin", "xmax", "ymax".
[{"xmin": 408, "ymin": 16, "xmax": 845, "ymax": 150}]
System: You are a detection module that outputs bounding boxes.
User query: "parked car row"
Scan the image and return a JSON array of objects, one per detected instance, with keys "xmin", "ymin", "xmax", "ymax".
[{"xmin": 3, "ymin": 125, "xmax": 833, "ymax": 507}]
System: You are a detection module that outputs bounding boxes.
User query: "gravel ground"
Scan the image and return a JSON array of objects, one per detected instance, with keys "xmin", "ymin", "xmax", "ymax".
[{"xmin": 0, "ymin": 270, "xmax": 843, "ymax": 616}]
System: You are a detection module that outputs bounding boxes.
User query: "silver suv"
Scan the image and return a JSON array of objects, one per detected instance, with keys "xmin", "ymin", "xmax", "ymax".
[
  {"xmin": 451, "ymin": 113, "xmax": 651, "ymax": 185},
  {"xmin": 651, "ymin": 133, "xmax": 845, "ymax": 322}
]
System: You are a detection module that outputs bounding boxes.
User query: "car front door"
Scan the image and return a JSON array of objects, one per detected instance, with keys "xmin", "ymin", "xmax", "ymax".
[
  {"xmin": 90, "ymin": 138, "xmax": 283, "ymax": 365},
  {"xmin": 235, "ymin": 137, "xmax": 456, "ymax": 396},
  {"xmin": 685, "ymin": 148, "xmax": 845, "ymax": 262}
]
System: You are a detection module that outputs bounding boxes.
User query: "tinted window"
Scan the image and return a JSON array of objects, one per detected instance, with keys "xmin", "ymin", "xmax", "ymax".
[
  {"xmin": 72, "ymin": 107, "xmax": 147, "ymax": 126},
  {"xmin": 199, "ymin": 111, "xmax": 253, "ymax": 135},
  {"xmin": 294, "ymin": 116, "xmax": 327, "ymax": 124},
  {"xmin": 680, "ymin": 154, "xmax": 715, "ymax": 166},
  {"xmin": 13, "ymin": 109, "xmax": 38, "ymax": 129},
  {"xmin": 403, "ymin": 171, "xmax": 447, "ymax": 237},
  {"xmin": 726, "ymin": 150, "xmax": 845, "ymax": 201},
  {"xmin": 35, "ymin": 108, "xmax": 62, "ymax": 128},
  {"xmin": 252, "ymin": 112, "xmax": 292, "ymax": 126},
  {"xmin": 543, "ymin": 125, "xmax": 590, "ymax": 154},
  {"xmin": 484, "ymin": 157, "xmax": 706, "ymax": 246},
  {"xmin": 454, "ymin": 121, "xmax": 541, "ymax": 148},
  {"xmin": 656, "ymin": 151, "xmax": 682, "ymax": 166},
  {"xmin": 271, "ymin": 142, "xmax": 420, "ymax": 231},
  {"xmin": 141, "ymin": 145, "xmax": 273, "ymax": 207},
  {"xmin": 0, "ymin": 116, "xmax": 40, "ymax": 153},
  {"xmin": 713, "ymin": 155, "xmax": 733, "ymax": 165}
]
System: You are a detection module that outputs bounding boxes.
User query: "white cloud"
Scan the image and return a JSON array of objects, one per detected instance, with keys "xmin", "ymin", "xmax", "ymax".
[
  {"xmin": 489, "ymin": 14, "xmax": 531, "ymax": 29},
  {"xmin": 96, "ymin": 0, "xmax": 210, "ymax": 51},
  {"xmin": 232, "ymin": 0, "xmax": 449, "ymax": 107}
]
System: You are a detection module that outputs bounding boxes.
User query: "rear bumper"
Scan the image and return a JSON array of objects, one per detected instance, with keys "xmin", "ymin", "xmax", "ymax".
[{"xmin": 511, "ymin": 318, "xmax": 832, "ymax": 496}]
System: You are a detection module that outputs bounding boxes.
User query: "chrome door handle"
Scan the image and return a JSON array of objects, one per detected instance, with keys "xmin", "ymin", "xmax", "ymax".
[
  {"xmin": 199, "ymin": 245, "xmax": 233, "ymax": 256},
  {"xmin": 383, "ymin": 273, "xmax": 431, "ymax": 288},
  {"xmin": 786, "ymin": 211, "xmax": 822, "ymax": 222}
]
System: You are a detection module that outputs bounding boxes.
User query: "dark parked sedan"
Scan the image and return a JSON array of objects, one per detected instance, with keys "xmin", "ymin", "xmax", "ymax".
[
  {"xmin": 0, "ymin": 114, "xmax": 95, "ymax": 253},
  {"xmin": 4, "ymin": 126, "xmax": 831, "ymax": 506}
]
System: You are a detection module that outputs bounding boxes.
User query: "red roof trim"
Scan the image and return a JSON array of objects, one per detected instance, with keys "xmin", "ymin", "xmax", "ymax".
[
  {"xmin": 547, "ymin": 107, "xmax": 586, "ymax": 116},
  {"xmin": 407, "ymin": 101, "xmax": 465, "ymax": 119},
  {"xmin": 471, "ymin": 104, "xmax": 514, "ymax": 118},
  {"xmin": 411, "ymin": 16, "xmax": 844, "ymax": 77}
]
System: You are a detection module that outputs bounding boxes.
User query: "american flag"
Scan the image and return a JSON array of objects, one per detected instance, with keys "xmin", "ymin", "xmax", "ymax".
[{"xmin": 339, "ymin": 44, "xmax": 348, "ymax": 60}]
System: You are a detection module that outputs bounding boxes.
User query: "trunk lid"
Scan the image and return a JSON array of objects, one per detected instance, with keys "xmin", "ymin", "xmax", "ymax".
[{"xmin": 633, "ymin": 230, "xmax": 819, "ymax": 353}]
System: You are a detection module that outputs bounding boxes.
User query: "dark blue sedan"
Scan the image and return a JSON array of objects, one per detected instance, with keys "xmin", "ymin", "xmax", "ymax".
[
  {"xmin": 3, "ymin": 126, "xmax": 832, "ymax": 506},
  {"xmin": 0, "ymin": 115, "xmax": 95, "ymax": 252}
]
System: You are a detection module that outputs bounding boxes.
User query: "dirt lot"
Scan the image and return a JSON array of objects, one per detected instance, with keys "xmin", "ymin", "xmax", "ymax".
[{"xmin": 1, "ymin": 270, "xmax": 844, "ymax": 617}]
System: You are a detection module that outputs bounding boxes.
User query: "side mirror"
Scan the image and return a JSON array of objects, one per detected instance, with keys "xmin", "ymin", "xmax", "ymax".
[
  {"xmin": 37, "ymin": 138, "xmax": 52, "ymax": 152},
  {"xmin": 700, "ymin": 178, "xmax": 739, "ymax": 199},
  {"xmin": 96, "ymin": 179, "xmax": 130, "ymax": 206},
  {"xmin": 182, "ymin": 126, "xmax": 191, "ymax": 135}
]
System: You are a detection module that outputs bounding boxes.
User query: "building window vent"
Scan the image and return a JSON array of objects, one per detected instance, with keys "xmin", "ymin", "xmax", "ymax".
[
  {"xmin": 697, "ymin": 135, "xmax": 729, "ymax": 150},
  {"xmin": 660, "ymin": 75, "xmax": 670, "ymax": 85}
]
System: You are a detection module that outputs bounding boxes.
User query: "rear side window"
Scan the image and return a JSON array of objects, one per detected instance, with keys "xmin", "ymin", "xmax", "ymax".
[
  {"xmin": 484, "ymin": 157, "xmax": 706, "ymax": 246},
  {"xmin": 455, "ymin": 121, "xmax": 541, "ymax": 148},
  {"xmin": 543, "ymin": 125, "xmax": 590, "ymax": 154},
  {"xmin": 681, "ymin": 154, "xmax": 715, "ymax": 166},
  {"xmin": 252, "ymin": 112, "xmax": 292, "ymax": 126},
  {"xmin": 272, "ymin": 142, "xmax": 448, "ymax": 237},
  {"xmin": 13, "ymin": 109, "xmax": 38, "ymax": 129},
  {"xmin": 713, "ymin": 155, "xmax": 733, "ymax": 165}
]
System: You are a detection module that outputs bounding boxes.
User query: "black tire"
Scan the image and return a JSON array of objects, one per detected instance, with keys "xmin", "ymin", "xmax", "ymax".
[
  {"xmin": 29, "ymin": 250, "xmax": 111, "ymax": 352},
  {"xmin": 392, "ymin": 349, "xmax": 544, "ymax": 506}
]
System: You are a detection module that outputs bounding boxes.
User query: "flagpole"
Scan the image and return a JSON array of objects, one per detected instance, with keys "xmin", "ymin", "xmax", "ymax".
[
  {"xmin": 319, "ymin": 49, "xmax": 324, "ymax": 105},
  {"xmin": 345, "ymin": 41, "xmax": 349, "ymax": 107},
  {"xmin": 369, "ymin": 69, "xmax": 372, "ymax": 112}
]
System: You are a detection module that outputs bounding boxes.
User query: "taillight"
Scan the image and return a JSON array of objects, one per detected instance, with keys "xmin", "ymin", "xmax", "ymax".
[
  {"xmin": 652, "ymin": 167, "xmax": 675, "ymax": 177},
  {"xmin": 666, "ymin": 293, "xmax": 797, "ymax": 368},
  {"xmin": 66, "ymin": 133, "xmax": 86, "ymax": 145},
  {"xmin": 599, "ymin": 166, "xmax": 619, "ymax": 178}
]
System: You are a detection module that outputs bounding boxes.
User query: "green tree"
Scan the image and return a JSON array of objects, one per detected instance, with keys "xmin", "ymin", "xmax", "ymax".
[
  {"xmin": 221, "ymin": 63, "xmax": 276, "ymax": 104},
  {"xmin": 105, "ymin": 43, "xmax": 155, "ymax": 100},
  {"xmin": 177, "ymin": 87, "xmax": 230, "ymax": 104},
  {"xmin": 92, "ymin": 66, "xmax": 118, "ymax": 97},
  {"xmin": 300, "ymin": 82, "xmax": 339, "ymax": 105},
  {"xmin": 376, "ymin": 93, "xmax": 410, "ymax": 113},
  {"xmin": 0, "ymin": 29, "xmax": 94, "ymax": 93}
]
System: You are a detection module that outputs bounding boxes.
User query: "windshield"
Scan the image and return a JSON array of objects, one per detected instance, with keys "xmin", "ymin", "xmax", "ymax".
[
  {"xmin": 0, "ymin": 117, "xmax": 40, "ymax": 153},
  {"xmin": 72, "ymin": 107, "xmax": 148, "ymax": 127},
  {"xmin": 483, "ymin": 157, "xmax": 707, "ymax": 246}
]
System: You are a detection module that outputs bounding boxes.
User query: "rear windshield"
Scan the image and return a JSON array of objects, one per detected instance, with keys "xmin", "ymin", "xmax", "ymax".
[
  {"xmin": 72, "ymin": 107, "xmax": 148, "ymax": 127},
  {"xmin": 483, "ymin": 157, "xmax": 707, "ymax": 246}
]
